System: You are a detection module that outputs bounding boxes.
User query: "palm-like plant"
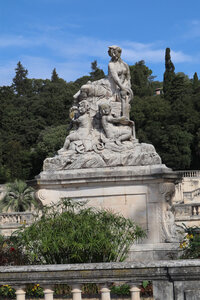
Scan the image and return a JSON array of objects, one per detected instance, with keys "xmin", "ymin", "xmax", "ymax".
[{"xmin": 0, "ymin": 180, "xmax": 41, "ymax": 212}]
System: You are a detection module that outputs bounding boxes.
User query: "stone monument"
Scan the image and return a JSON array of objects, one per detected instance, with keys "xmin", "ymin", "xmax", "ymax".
[{"xmin": 36, "ymin": 45, "xmax": 181, "ymax": 261}]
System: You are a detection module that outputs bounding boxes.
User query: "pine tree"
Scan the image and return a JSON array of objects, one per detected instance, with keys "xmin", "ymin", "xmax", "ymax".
[
  {"xmin": 12, "ymin": 62, "xmax": 28, "ymax": 96},
  {"xmin": 90, "ymin": 60, "xmax": 105, "ymax": 81},
  {"xmin": 51, "ymin": 68, "xmax": 59, "ymax": 82},
  {"xmin": 163, "ymin": 48, "xmax": 175, "ymax": 100}
]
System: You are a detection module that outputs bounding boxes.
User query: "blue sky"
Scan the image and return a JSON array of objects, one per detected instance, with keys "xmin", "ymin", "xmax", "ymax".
[{"xmin": 0, "ymin": 0, "xmax": 200, "ymax": 85}]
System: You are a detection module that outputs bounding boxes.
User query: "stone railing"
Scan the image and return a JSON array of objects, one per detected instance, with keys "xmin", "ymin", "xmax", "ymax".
[
  {"xmin": 0, "ymin": 212, "xmax": 36, "ymax": 236},
  {"xmin": 174, "ymin": 202, "xmax": 200, "ymax": 221},
  {"xmin": 1, "ymin": 260, "xmax": 200, "ymax": 300},
  {"xmin": 177, "ymin": 170, "xmax": 200, "ymax": 178},
  {"xmin": 183, "ymin": 188, "xmax": 200, "ymax": 201},
  {"xmin": 0, "ymin": 212, "xmax": 35, "ymax": 224}
]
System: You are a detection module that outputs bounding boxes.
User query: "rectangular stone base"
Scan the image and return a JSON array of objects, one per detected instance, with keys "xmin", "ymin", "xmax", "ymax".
[{"xmin": 36, "ymin": 164, "xmax": 179, "ymax": 260}]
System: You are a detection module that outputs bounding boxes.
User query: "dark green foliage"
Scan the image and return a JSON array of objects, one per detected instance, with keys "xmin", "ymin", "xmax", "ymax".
[
  {"xmin": 129, "ymin": 60, "xmax": 154, "ymax": 97},
  {"xmin": 31, "ymin": 125, "xmax": 68, "ymax": 175},
  {"xmin": 51, "ymin": 68, "xmax": 59, "ymax": 82},
  {"xmin": 110, "ymin": 284, "xmax": 130, "ymax": 296},
  {"xmin": 1, "ymin": 57, "xmax": 200, "ymax": 179},
  {"xmin": 163, "ymin": 48, "xmax": 175, "ymax": 100},
  {"xmin": 192, "ymin": 72, "xmax": 200, "ymax": 94},
  {"xmin": 12, "ymin": 61, "xmax": 29, "ymax": 96},
  {"xmin": 90, "ymin": 60, "xmax": 105, "ymax": 81},
  {"xmin": 12, "ymin": 199, "xmax": 145, "ymax": 264}
]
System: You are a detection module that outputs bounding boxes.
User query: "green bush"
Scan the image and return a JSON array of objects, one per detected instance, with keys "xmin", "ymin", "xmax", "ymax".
[
  {"xmin": 110, "ymin": 284, "xmax": 130, "ymax": 296},
  {"xmin": 12, "ymin": 199, "xmax": 146, "ymax": 264}
]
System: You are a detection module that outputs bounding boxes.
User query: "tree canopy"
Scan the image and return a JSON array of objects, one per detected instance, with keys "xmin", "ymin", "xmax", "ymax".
[{"xmin": 0, "ymin": 55, "xmax": 200, "ymax": 183}]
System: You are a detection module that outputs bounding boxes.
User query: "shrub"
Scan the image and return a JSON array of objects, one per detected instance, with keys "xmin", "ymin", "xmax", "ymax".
[{"xmin": 12, "ymin": 199, "xmax": 146, "ymax": 264}]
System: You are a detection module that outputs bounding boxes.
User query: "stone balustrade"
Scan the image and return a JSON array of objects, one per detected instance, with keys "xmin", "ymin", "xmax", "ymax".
[
  {"xmin": 1, "ymin": 260, "xmax": 200, "ymax": 300},
  {"xmin": 0, "ymin": 212, "xmax": 36, "ymax": 236},
  {"xmin": 174, "ymin": 202, "xmax": 200, "ymax": 225},
  {"xmin": 178, "ymin": 170, "xmax": 200, "ymax": 178},
  {"xmin": 0, "ymin": 212, "xmax": 35, "ymax": 225}
]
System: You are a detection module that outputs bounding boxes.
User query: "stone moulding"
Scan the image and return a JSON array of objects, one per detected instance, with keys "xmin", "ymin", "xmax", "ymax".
[{"xmin": 37, "ymin": 164, "xmax": 178, "ymax": 186}]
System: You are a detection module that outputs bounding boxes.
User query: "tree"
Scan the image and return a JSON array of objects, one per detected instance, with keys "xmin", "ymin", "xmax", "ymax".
[
  {"xmin": 13, "ymin": 199, "xmax": 145, "ymax": 264},
  {"xmin": 90, "ymin": 60, "xmax": 105, "ymax": 81},
  {"xmin": 12, "ymin": 62, "xmax": 29, "ymax": 96},
  {"xmin": 192, "ymin": 72, "xmax": 200, "ymax": 94},
  {"xmin": 0, "ymin": 180, "xmax": 41, "ymax": 212},
  {"xmin": 31, "ymin": 124, "xmax": 68, "ymax": 175},
  {"xmin": 51, "ymin": 68, "xmax": 59, "ymax": 82},
  {"xmin": 129, "ymin": 61, "xmax": 154, "ymax": 97},
  {"xmin": 163, "ymin": 48, "xmax": 175, "ymax": 100}
]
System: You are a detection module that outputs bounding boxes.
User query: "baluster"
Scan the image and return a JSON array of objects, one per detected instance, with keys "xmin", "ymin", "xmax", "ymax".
[
  {"xmin": 100, "ymin": 284, "xmax": 111, "ymax": 300},
  {"xmin": 15, "ymin": 287, "xmax": 26, "ymax": 300},
  {"xmin": 44, "ymin": 286, "xmax": 54, "ymax": 300},
  {"xmin": 195, "ymin": 206, "xmax": 198, "ymax": 215},
  {"xmin": 197, "ymin": 206, "xmax": 200, "ymax": 216},
  {"xmin": 130, "ymin": 285, "xmax": 141, "ymax": 300},
  {"xmin": 72, "ymin": 284, "xmax": 82, "ymax": 300},
  {"xmin": 192, "ymin": 206, "xmax": 195, "ymax": 215}
]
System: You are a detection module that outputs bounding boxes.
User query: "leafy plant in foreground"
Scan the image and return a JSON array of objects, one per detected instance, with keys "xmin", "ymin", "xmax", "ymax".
[{"xmin": 12, "ymin": 199, "xmax": 145, "ymax": 264}]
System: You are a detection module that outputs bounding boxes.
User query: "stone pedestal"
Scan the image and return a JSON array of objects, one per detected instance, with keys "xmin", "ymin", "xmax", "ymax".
[{"xmin": 36, "ymin": 164, "xmax": 179, "ymax": 260}]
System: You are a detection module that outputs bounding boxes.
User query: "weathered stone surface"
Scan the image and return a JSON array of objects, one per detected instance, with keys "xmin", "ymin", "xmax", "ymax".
[
  {"xmin": 36, "ymin": 46, "xmax": 181, "ymax": 261},
  {"xmin": 36, "ymin": 165, "xmax": 182, "ymax": 258},
  {"xmin": 42, "ymin": 46, "xmax": 161, "ymax": 171}
]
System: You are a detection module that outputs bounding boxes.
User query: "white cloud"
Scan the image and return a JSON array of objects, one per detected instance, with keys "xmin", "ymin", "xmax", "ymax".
[
  {"xmin": 0, "ymin": 33, "xmax": 193, "ymax": 64},
  {"xmin": 170, "ymin": 50, "xmax": 192, "ymax": 63},
  {"xmin": 0, "ymin": 33, "xmax": 194, "ymax": 85}
]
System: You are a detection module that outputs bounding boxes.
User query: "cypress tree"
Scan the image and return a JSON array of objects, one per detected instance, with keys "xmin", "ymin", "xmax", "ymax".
[{"xmin": 163, "ymin": 48, "xmax": 175, "ymax": 100}]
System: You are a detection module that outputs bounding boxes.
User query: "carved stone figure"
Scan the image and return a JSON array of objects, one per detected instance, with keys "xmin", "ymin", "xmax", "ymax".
[
  {"xmin": 43, "ymin": 46, "xmax": 162, "ymax": 171},
  {"xmin": 74, "ymin": 45, "xmax": 133, "ymax": 118},
  {"xmin": 99, "ymin": 103, "xmax": 135, "ymax": 144},
  {"xmin": 159, "ymin": 183, "xmax": 184, "ymax": 243},
  {"xmin": 108, "ymin": 45, "xmax": 133, "ymax": 118},
  {"xmin": 58, "ymin": 100, "xmax": 92, "ymax": 154}
]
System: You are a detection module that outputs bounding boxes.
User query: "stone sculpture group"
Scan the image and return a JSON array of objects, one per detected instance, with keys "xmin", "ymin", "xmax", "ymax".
[{"xmin": 43, "ymin": 45, "xmax": 161, "ymax": 171}]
